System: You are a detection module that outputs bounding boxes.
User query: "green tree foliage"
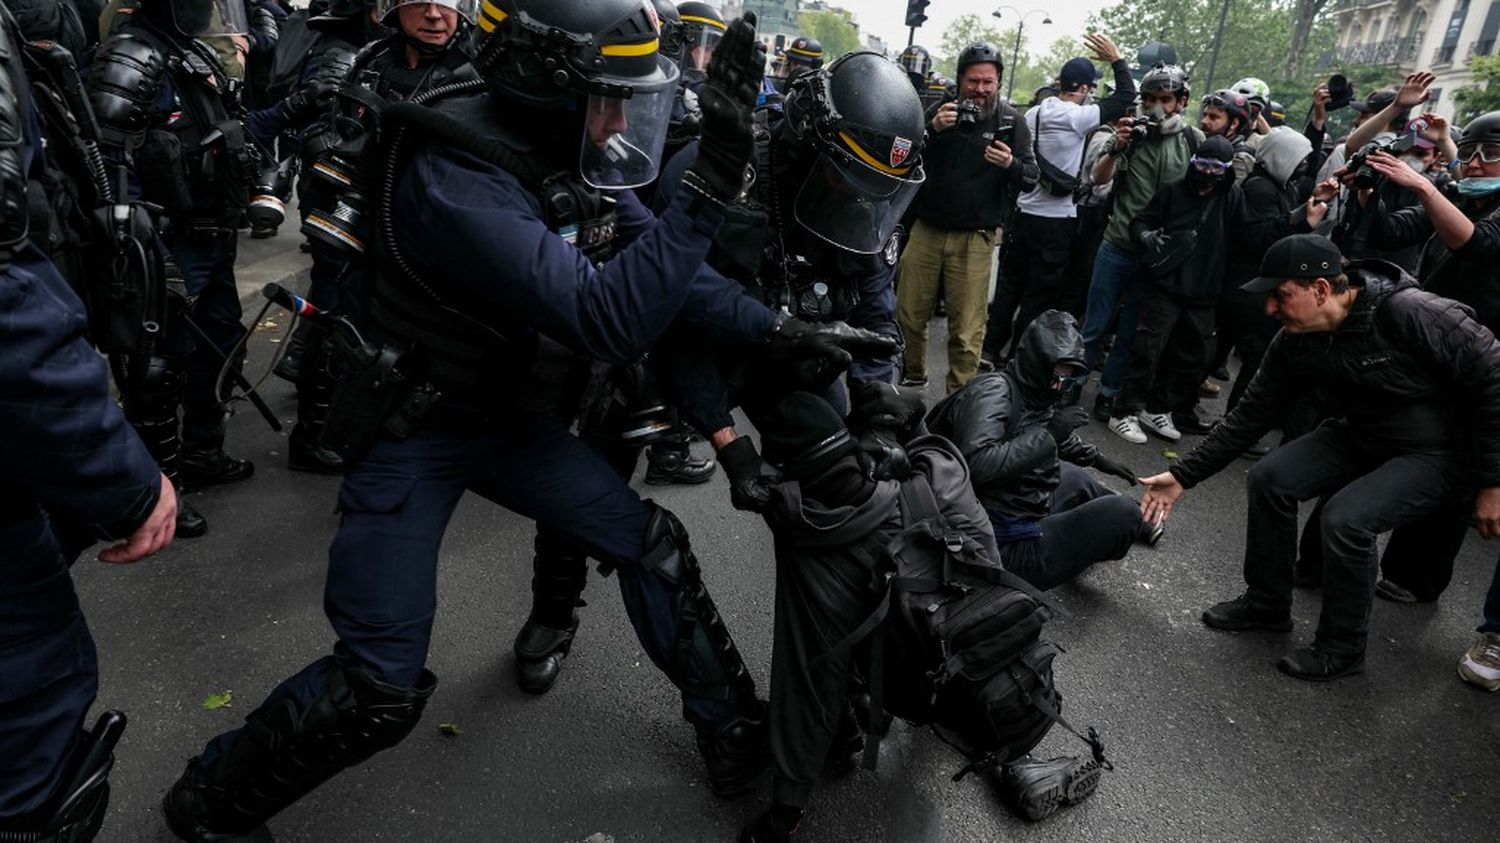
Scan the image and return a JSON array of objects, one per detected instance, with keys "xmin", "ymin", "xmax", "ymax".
[
  {"xmin": 934, "ymin": 13, "xmax": 1045, "ymax": 100},
  {"xmin": 1454, "ymin": 55, "xmax": 1500, "ymax": 125},
  {"xmin": 797, "ymin": 9, "xmax": 860, "ymax": 60}
]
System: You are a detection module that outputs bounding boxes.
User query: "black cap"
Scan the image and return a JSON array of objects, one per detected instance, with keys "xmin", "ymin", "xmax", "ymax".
[
  {"xmin": 1058, "ymin": 57, "xmax": 1101, "ymax": 88},
  {"xmin": 1241, "ymin": 234, "xmax": 1344, "ymax": 293},
  {"xmin": 1351, "ymin": 89, "xmax": 1397, "ymax": 114},
  {"xmin": 760, "ymin": 392, "xmax": 857, "ymax": 481}
]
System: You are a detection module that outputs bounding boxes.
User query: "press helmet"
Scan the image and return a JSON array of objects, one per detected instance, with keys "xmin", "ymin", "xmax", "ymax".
[
  {"xmin": 1202, "ymin": 88, "xmax": 1253, "ymax": 138},
  {"xmin": 1232, "ymin": 76, "xmax": 1271, "ymax": 116},
  {"xmin": 1461, "ymin": 111, "xmax": 1500, "ymax": 146},
  {"xmin": 1139, "ymin": 62, "xmax": 1190, "ymax": 100},
  {"xmin": 956, "ymin": 41, "xmax": 1003, "ymax": 80},
  {"xmin": 783, "ymin": 51, "xmax": 927, "ymax": 253},
  {"xmin": 474, "ymin": 0, "xmax": 680, "ymax": 189}
]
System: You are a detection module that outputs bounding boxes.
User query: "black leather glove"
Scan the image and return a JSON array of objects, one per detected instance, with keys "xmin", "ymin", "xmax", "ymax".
[
  {"xmin": 249, "ymin": 5, "xmax": 279, "ymax": 50},
  {"xmin": 1092, "ymin": 453, "xmax": 1139, "ymax": 485},
  {"xmin": 718, "ymin": 436, "xmax": 781, "ymax": 513},
  {"xmin": 1045, "ymin": 405, "xmax": 1090, "ymax": 444},
  {"xmin": 854, "ymin": 429, "xmax": 913, "ymax": 482},
  {"xmin": 768, "ymin": 317, "xmax": 899, "ymax": 368},
  {"xmin": 686, "ymin": 13, "xmax": 765, "ymax": 202},
  {"xmin": 283, "ymin": 81, "xmax": 335, "ymax": 123},
  {"xmin": 848, "ymin": 382, "xmax": 925, "ymax": 441}
]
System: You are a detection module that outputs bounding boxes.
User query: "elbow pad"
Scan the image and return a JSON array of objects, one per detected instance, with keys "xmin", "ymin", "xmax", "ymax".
[{"xmin": 88, "ymin": 32, "xmax": 167, "ymax": 149}]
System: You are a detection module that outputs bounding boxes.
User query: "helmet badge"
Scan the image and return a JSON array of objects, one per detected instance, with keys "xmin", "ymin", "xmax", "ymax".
[{"xmin": 891, "ymin": 136, "xmax": 912, "ymax": 167}]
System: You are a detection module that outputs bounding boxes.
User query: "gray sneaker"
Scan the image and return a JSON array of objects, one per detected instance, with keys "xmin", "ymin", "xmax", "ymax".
[{"xmin": 1459, "ymin": 632, "xmax": 1500, "ymax": 692}]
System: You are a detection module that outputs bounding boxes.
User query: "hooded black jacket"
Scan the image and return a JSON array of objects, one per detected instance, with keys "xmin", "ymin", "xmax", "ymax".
[
  {"xmin": 926, "ymin": 310, "xmax": 1102, "ymax": 522},
  {"xmin": 1129, "ymin": 172, "xmax": 1245, "ymax": 302},
  {"xmin": 1225, "ymin": 166, "xmax": 1304, "ymax": 286},
  {"xmin": 1360, "ymin": 193, "xmax": 1500, "ymax": 334},
  {"xmin": 1170, "ymin": 261, "xmax": 1500, "ymax": 488}
]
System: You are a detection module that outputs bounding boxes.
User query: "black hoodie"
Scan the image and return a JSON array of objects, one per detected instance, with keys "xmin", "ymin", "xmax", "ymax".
[
  {"xmin": 926, "ymin": 310, "xmax": 1103, "ymax": 524},
  {"xmin": 1129, "ymin": 143, "xmax": 1246, "ymax": 303}
]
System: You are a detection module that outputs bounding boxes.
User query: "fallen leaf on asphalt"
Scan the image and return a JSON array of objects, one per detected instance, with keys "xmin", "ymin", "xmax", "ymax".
[
  {"xmin": 438, "ymin": 723, "xmax": 462, "ymax": 736},
  {"xmin": 202, "ymin": 690, "xmax": 233, "ymax": 710},
  {"xmin": 1162, "ymin": 449, "xmax": 1179, "ymax": 459}
]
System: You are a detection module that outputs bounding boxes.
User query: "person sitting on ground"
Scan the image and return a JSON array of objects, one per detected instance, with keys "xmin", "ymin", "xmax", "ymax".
[{"xmin": 927, "ymin": 310, "xmax": 1156, "ymax": 591}]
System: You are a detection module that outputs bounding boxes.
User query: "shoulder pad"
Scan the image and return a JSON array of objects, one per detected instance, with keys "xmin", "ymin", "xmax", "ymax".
[
  {"xmin": 88, "ymin": 31, "xmax": 167, "ymax": 148},
  {"xmin": 312, "ymin": 44, "xmax": 357, "ymax": 87}
]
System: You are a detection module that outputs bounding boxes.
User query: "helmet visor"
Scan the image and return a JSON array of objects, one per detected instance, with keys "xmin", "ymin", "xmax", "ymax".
[
  {"xmin": 578, "ymin": 58, "xmax": 678, "ymax": 189},
  {"xmin": 379, "ymin": 0, "xmax": 477, "ymax": 25},
  {"xmin": 173, "ymin": 0, "xmax": 249, "ymax": 37},
  {"xmin": 680, "ymin": 27, "xmax": 722, "ymax": 72},
  {"xmin": 794, "ymin": 144, "xmax": 925, "ymax": 254}
]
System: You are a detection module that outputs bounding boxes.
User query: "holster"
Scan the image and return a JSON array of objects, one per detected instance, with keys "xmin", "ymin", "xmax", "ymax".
[
  {"xmin": 319, "ymin": 322, "xmax": 439, "ymax": 456},
  {"xmin": 84, "ymin": 199, "xmax": 169, "ymax": 358}
]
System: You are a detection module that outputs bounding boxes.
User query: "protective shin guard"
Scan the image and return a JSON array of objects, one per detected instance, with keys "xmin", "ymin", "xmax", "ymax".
[
  {"xmin": 163, "ymin": 667, "xmax": 437, "ymax": 840},
  {"xmin": 294, "ymin": 327, "xmax": 335, "ymax": 439},
  {"xmin": 0, "ymin": 712, "xmax": 124, "ymax": 843},
  {"xmin": 122, "ymin": 357, "xmax": 185, "ymax": 486},
  {"xmin": 513, "ymin": 531, "xmax": 590, "ymax": 694}
]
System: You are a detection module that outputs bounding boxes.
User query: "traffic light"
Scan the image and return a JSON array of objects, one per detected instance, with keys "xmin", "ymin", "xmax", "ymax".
[{"xmin": 905, "ymin": 0, "xmax": 930, "ymax": 28}]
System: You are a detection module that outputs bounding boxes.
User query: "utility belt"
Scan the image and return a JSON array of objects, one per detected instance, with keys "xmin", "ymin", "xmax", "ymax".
[
  {"xmin": 318, "ymin": 324, "xmax": 441, "ymax": 455},
  {"xmin": 135, "ymin": 118, "xmax": 257, "ymax": 218}
]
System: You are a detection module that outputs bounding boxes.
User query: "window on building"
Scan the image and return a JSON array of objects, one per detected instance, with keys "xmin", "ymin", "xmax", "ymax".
[
  {"xmin": 1477, "ymin": 0, "xmax": 1500, "ymax": 56},
  {"xmin": 1439, "ymin": 0, "xmax": 1472, "ymax": 62}
]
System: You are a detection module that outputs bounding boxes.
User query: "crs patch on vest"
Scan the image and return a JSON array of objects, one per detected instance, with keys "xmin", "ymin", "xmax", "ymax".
[{"xmin": 559, "ymin": 215, "xmax": 618, "ymax": 254}]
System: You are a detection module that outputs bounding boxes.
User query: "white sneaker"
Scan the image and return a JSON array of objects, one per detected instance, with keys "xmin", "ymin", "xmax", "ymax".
[
  {"xmin": 1108, "ymin": 415, "xmax": 1147, "ymax": 444},
  {"xmin": 1138, "ymin": 412, "xmax": 1181, "ymax": 442},
  {"xmin": 1459, "ymin": 632, "xmax": 1500, "ymax": 692}
]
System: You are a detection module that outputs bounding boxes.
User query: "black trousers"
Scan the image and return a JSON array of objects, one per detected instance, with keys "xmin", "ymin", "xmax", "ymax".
[
  {"xmin": 996, "ymin": 463, "xmax": 1142, "ymax": 591},
  {"xmin": 985, "ymin": 213, "xmax": 1077, "ymax": 358},
  {"xmin": 1296, "ymin": 492, "xmax": 1473, "ymax": 601},
  {"xmin": 1115, "ymin": 286, "xmax": 1214, "ymax": 418},
  {"xmin": 1241, "ymin": 422, "xmax": 1468, "ymax": 653},
  {"xmin": 1212, "ymin": 287, "xmax": 1279, "ymax": 412}
]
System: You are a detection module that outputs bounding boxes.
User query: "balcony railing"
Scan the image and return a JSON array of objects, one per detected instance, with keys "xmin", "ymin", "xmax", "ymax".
[
  {"xmin": 1471, "ymin": 38, "xmax": 1498, "ymax": 58},
  {"xmin": 1335, "ymin": 36, "xmax": 1421, "ymax": 66},
  {"xmin": 1435, "ymin": 43, "xmax": 1458, "ymax": 64}
]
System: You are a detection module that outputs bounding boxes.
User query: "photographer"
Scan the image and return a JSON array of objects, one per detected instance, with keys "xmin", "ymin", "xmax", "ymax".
[
  {"xmin": 897, "ymin": 42, "xmax": 1038, "ymax": 393},
  {"xmin": 983, "ymin": 33, "xmax": 1136, "ymax": 363},
  {"xmin": 1079, "ymin": 63, "xmax": 1205, "ymax": 422}
]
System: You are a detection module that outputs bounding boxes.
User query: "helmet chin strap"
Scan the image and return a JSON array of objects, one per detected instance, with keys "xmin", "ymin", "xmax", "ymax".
[{"xmin": 402, "ymin": 31, "xmax": 450, "ymax": 56}]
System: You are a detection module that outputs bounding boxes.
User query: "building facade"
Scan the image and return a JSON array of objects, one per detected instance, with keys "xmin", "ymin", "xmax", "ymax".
[{"xmin": 1330, "ymin": 0, "xmax": 1500, "ymax": 118}]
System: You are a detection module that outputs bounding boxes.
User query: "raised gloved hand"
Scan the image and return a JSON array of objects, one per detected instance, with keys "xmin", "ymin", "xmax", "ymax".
[
  {"xmin": 768, "ymin": 317, "xmax": 899, "ymax": 369},
  {"xmin": 282, "ymin": 80, "xmax": 335, "ymax": 123},
  {"xmin": 1091, "ymin": 453, "xmax": 1138, "ymax": 485},
  {"xmin": 1045, "ymin": 405, "xmax": 1090, "ymax": 445},
  {"xmin": 718, "ymin": 436, "xmax": 781, "ymax": 513},
  {"xmin": 848, "ymin": 381, "xmax": 925, "ymax": 441},
  {"xmin": 686, "ymin": 13, "xmax": 765, "ymax": 202}
]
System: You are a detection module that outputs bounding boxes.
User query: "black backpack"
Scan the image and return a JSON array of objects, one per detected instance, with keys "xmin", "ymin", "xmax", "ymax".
[{"xmin": 817, "ymin": 465, "xmax": 1108, "ymax": 778}]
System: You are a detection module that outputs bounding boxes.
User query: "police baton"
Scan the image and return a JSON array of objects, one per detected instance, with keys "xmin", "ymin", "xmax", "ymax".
[{"xmin": 176, "ymin": 310, "xmax": 284, "ymax": 432}]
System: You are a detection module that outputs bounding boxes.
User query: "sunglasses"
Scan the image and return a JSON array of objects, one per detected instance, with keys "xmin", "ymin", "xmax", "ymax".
[
  {"xmin": 1457, "ymin": 143, "xmax": 1500, "ymax": 165},
  {"xmin": 1190, "ymin": 156, "xmax": 1231, "ymax": 174}
]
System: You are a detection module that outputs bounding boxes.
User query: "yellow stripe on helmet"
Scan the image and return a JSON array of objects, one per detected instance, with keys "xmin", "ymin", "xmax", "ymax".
[
  {"xmin": 680, "ymin": 14, "xmax": 727, "ymax": 30},
  {"xmin": 477, "ymin": 0, "xmax": 505, "ymax": 32},
  {"xmin": 787, "ymin": 46, "xmax": 821, "ymax": 58},
  {"xmin": 838, "ymin": 131, "xmax": 913, "ymax": 177},
  {"xmin": 600, "ymin": 38, "xmax": 660, "ymax": 57}
]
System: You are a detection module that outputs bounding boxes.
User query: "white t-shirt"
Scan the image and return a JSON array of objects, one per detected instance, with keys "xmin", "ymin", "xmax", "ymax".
[{"xmin": 1015, "ymin": 97, "xmax": 1102, "ymax": 219}]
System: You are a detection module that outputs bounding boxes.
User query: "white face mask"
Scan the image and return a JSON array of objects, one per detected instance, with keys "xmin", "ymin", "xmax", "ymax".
[{"xmin": 1142, "ymin": 102, "xmax": 1169, "ymax": 121}]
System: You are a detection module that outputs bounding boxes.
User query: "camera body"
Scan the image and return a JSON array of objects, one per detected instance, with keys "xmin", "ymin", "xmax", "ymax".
[
  {"xmin": 1347, "ymin": 134, "xmax": 1418, "ymax": 189},
  {"xmin": 1126, "ymin": 114, "xmax": 1158, "ymax": 141},
  {"xmin": 955, "ymin": 98, "xmax": 982, "ymax": 134}
]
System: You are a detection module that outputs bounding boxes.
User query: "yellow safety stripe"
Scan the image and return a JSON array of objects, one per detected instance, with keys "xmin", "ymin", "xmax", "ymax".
[
  {"xmin": 838, "ymin": 131, "xmax": 912, "ymax": 176},
  {"xmin": 680, "ymin": 14, "xmax": 727, "ymax": 30},
  {"xmin": 787, "ymin": 46, "xmax": 821, "ymax": 59},
  {"xmin": 477, "ymin": 0, "xmax": 505, "ymax": 32},
  {"xmin": 600, "ymin": 38, "xmax": 659, "ymax": 57}
]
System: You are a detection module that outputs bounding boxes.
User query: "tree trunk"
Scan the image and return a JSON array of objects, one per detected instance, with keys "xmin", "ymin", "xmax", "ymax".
[{"xmin": 1284, "ymin": 0, "xmax": 1330, "ymax": 80}]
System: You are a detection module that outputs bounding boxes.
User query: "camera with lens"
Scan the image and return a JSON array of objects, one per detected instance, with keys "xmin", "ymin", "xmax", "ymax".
[
  {"xmin": 955, "ymin": 98, "xmax": 982, "ymax": 134},
  {"xmin": 248, "ymin": 156, "xmax": 298, "ymax": 236},
  {"xmin": 1126, "ymin": 114, "xmax": 1158, "ymax": 141},
  {"xmin": 1346, "ymin": 134, "xmax": 1418, "ymax": 189},
  {"xmin": 1325, "ymin": 73, "xmax": 1354, "ymax": 111}
]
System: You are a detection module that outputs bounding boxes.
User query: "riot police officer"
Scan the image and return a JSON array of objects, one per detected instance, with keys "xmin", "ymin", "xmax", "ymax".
[
  {"xmin": 287, "ymin": 0, "xmax": 477, "ymax": 474},
  {"xmin": 0, "ymin": 5, "xmax": 178, "ymax": 839},
  {"xmin": 775, "ymin": 35, "xmax": 821, "ymax": 90},
  {"xmin": 160, "ymin": 4, "xmax": 888, "ymax": 838},
  {"xmin": 88, "ymin": 0, "xmax": 327, "ymax": 534},
  {"xmin": 675, "ymin": 0, "xmax": 723, "ymax": 95}
]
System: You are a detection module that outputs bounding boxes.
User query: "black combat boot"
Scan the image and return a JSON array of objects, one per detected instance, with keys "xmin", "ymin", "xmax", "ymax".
[
  {"xmin": 999, "ymin": 755, "xmax": 1104, "ymax": 821},
  {"xmin": 288, "ymin": 328, "xmax": 345, "ymax": 474},
  {"xmin": 696, "ymin": 703, "xmax": 771, "ymax": 799},
  {"xmin": 513, "ymin": 534, "xmax": 589, "ymax": 694},
  {"xmin": 270, "ymin": 321, "xmax": 312, "ymax": 384},
  {"xmin": 180, "ymin": 447, "xmax": 255, "ymax": 491},
  {"xmin": 1276, "ymin": 643, "xmax": 1365, "ymax": 681},
  {"xmin": 1201, "ymin": 593, "xmax": 1293, "ymax": 632},
  {"xmin": 644, "ymin": 438, "xmax": 716, "ymax": 485}
]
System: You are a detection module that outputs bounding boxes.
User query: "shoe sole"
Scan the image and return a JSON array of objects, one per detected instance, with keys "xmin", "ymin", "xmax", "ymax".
[
  {"xmin": 1138, "ymin": 422, "xmax": 1181, "ymax": 442},
  {"xmin": 1458, "ymin": 659, "xmax": 1500, "ymax": 691},
  {"xmin": 1016, "ymin": 760, "xmax": 1103, "ymax": 821},
  {"xmin": 643, "ymin": 470, "xmax": 717, "ymax": 486},
  {"xmin": 1201, "ymin": 614, "xmax": 1293, "ymax": 633},
  {"xmin": 1277, "ymin": 657, "xmax": 1364, "ymax": 682}
]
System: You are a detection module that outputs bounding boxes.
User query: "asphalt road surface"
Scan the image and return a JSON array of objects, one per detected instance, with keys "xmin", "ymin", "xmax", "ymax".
[{"xmin": 73, "ymin": 229, "xmax": 1499, "ymax": 842}]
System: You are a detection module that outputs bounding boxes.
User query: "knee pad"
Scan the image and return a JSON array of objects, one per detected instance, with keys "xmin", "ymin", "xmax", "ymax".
[
  {"xmin": 169, "ymin": 666, "xmax": 437, "ymax": 836},
  {"xmin": 630, "ymin": 505, "xmax": 757, "ymax": 707},
  {"xmin": 0, "ymin": 712, "xmax": 124, "ymax": 843}
]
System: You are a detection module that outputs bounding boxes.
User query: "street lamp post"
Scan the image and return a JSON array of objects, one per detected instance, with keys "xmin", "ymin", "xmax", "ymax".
[{"xmin": 992, "ymin": 6, "xmax": 1052, "ymax": 103}]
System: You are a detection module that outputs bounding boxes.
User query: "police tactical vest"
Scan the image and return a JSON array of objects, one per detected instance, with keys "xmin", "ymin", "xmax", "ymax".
[
  {"xmin": 364, "ymin": 89, "xmax": 619, "ymax": 418},
  {"xmin": 0, "ymin": 7, "xmax": 34, "ymax": 262}
]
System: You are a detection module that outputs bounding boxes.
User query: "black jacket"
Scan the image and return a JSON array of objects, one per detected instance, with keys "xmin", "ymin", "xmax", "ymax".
[
  {"xmin": 1363, "ymin": 194, "xmax": 1500, "ymax": 334},
  {"xmin": 1130, "ymin": 176, "xmax": 1245, "ymax": 302},
  {"xmin": 926, "ymin": 310, "xmax": 1101, "ymax": 522},
  {"xmin": 911, "ymin": 99, "xmax": 1038, "ymax": 231},
  {"xmin": 1171, "ymin": 261, "xmax": 1500, "ymax": 488},
  {"xmin": 1225, "ymin": 164, "xmax": 1302, "ymax": 286}
]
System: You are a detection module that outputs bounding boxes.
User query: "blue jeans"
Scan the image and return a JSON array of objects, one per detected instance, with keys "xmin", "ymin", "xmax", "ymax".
[
  {"xmin": 197, "ymin": 414, "xmax": 746, "ymax": 769},
  {"xmin": 1481, "ymin": 554, "xmax": 1500, "ymax": 635},
  {"xmin": 1080, "ymin": 240, "xmax": 1145, "ymax": 397}
]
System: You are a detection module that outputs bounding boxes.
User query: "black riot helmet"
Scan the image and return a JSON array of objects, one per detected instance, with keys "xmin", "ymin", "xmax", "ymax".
[
  {"xmin": 144, "ymin": 0, "xmax": 248, "ymax": 39},
  {"xmin": 1133, "ymin": 41, "xmax": 1177, "ymax": 78},
  {"xmin": 650, "ymin": 0, "xmax": 682, "ymax": 60},
  {"xmin": 474, "ymin": 0, "xmax": 679, "ymax": 189},
  {"xmin": 898, "ymin": 44, "xmax": 932, "ymax": 81},
  {"xmin": 784, "ymin": 35, "xmax": 823, "ymax": 70},
  {"xmin": 955, "ymin": 41, "xmax": 1003, "ymax": 81},
  {"xmin": 783, "ymin": 51, "xmax": 926, "ymax": 254},
  {"xmin": 675, "ymin": 1, "xmax": 724, "ymax": 72}
]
